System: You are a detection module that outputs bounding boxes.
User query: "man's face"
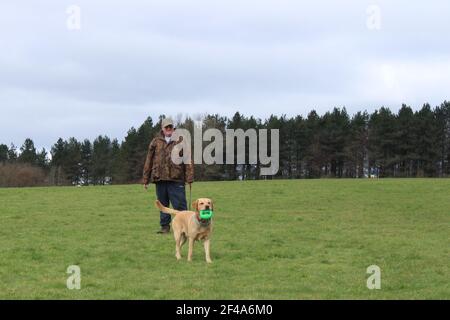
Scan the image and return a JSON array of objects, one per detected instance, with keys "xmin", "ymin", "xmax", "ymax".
[{"xmin": 163, "ymin": 125, "xmax": 174, "ymax": 137}]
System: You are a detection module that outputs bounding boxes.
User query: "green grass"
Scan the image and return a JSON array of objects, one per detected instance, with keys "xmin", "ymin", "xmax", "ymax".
[{"xmin": 0, "ymin": 179, "xmax": 449, "ymax": 299}]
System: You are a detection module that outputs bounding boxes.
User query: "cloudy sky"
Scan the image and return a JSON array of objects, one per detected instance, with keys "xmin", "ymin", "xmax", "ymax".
[{"xmin": 1, "ymin": 0, "xmax": 449, "ymax": 151}]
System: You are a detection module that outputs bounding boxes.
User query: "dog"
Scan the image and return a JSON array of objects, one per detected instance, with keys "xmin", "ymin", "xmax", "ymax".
[{"xmin": 155, "ymin": 198, "xmax": 214, "ymax": 263}]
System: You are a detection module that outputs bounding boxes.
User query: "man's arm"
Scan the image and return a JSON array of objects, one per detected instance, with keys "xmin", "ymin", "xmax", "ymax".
[{"xmin": 143, "ymin": 139, "xmax": 156, "ymax": 186}]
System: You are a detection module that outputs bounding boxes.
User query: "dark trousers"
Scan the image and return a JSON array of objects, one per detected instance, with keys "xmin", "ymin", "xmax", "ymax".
[{"xmin": 155, "ymin": 181, "xmax": 187, "ymax": 226}]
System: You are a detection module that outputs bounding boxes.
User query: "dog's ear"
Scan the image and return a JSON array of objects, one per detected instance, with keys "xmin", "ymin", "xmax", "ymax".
[
  {"xmin": 210, "ymin": 200, "xmax": 214, "ymax": 211},
  {"xmin": 191, "ymin": 200, "xmax": 198, "ymax": 212}
]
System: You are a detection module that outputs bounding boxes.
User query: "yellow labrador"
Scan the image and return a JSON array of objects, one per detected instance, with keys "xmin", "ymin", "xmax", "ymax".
[{"xmin": 155, "ymin": 198, "xmax": 214, "ymax": 263}]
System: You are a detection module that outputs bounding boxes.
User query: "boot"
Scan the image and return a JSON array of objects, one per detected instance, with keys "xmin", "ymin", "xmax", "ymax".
[{"xmin": 157, "ymin": 225, "xmax": 170, "ymax": 234}]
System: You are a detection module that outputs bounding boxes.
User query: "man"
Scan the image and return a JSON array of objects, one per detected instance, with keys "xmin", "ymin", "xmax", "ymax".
[{"xmin": 143, "ymin": 118, "xmax": 194, "ymax": 234}]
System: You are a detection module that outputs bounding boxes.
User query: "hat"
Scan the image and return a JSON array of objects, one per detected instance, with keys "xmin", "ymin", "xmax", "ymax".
[{"xmin": 161, "ymin": 118, "xmax": 174, "ymax": 129}]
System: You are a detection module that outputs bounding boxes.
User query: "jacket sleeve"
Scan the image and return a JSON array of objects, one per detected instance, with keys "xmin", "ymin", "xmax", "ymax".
[{"xmin": 143, "ymin": 139, "xmax": 156, "ymax": 184}]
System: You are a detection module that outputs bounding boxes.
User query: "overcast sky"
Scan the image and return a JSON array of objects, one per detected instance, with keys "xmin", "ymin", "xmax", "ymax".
[{"xmin": 1, "ymin": 0, "xmax": 449, "ymax": 151}]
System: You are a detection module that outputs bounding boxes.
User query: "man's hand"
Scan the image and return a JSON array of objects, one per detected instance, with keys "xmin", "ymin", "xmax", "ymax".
[{"xmin": 143, "ymin": 184, "xmax": 148, "ymax": 190}]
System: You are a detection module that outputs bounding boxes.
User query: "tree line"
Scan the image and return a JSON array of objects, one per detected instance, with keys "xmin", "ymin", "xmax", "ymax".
[{"xmin": 1, "ymin": 102, "xmax": 449, "ymax": 187}]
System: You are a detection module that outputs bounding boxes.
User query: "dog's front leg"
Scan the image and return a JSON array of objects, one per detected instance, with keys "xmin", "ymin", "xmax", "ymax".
[
  {"xmin": 187, "ymin": 237, "xmax": 195, "ymax": 262},
  {"xmin": 204, "ymin": 239, "xmax": 212, "ymax": 263}
]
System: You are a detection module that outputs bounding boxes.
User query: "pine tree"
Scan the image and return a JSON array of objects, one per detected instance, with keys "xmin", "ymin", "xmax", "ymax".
[
  {"xmin": 110, "ymin": 138, "xmax": 122, "ymax": 183},
  {"xmin": 395, "ymin": 105, "xmax": 416, "ymax": 176},
  {"xmin": 0, "ymin": 144, "xmax": 8, "ymax": 163},
  {"xmin": 50, "ymin": 138, "xmax": 68, "ymax": 185},
  {"xmin": 18, "ymin": 138, "xmax": 37, "ymax": 165},
  {"xmin": 92, "ymin": 135, "xmax": 112, "ymax": 185},
  {"xmin": 80, "ymin": 139, "xmax": 92, "ymax": 185},
  {"xmin": 414, "ymin": 104, "xmax": 440, "ymax": 176},
  {"xmin": 36, "ymin": 148, "xmax": 49, "ymax": 169},
  {"xmin": 7, "ymin": 144, "xmax": 18, "ymax": 162},
  {"xmin": 346, "ymin": 111, "xmax": 369, "ymax": 178},
  {"xmin": 434, "ymin": 101, "xmax": 450, "ymax": 177},
  {"xmin": 65, "ymin": 138, "xmax": 82, "ymax": 185},
  {"xmin": 368, "ymin": 107, "xmax": 396, "ymax": 177},
  {"xmin": 304, "ymin": 110, "xmax": 321, "ymax": 178}
]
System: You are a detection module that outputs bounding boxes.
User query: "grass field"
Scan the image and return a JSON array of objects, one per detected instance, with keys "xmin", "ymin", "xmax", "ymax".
[{"xmin": 0, "ymin": 179, "xmax": 449, "ymax": 299}]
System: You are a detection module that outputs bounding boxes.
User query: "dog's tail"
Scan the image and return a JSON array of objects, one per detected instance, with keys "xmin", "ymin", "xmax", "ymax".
[{"xmin": 155, "ymin": 200, "xmax": 180, "ymax": 215}]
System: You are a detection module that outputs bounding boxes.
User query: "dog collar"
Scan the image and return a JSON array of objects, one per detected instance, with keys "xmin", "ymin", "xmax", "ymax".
[{"xmin": 195, "ymin": 214, "xmax": 211, "ymax": 227}]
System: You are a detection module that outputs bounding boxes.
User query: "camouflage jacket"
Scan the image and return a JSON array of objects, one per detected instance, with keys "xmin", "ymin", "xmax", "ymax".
[{"xmin": 142, "ymin": 133, "xmax": 194, "ymax": 184}]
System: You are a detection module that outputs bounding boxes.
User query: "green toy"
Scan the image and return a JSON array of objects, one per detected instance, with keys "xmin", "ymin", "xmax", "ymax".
[{"xmin": 199, "ymin": 209, "xmax": 214, "ymax": 220}]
